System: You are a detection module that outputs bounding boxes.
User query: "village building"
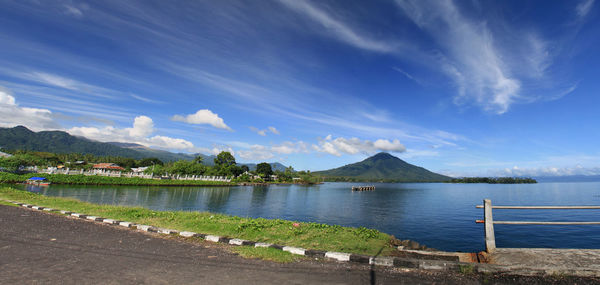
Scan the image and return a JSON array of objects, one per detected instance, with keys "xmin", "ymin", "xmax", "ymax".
[{"xmin": 92, "ymin": 163, "xmax": 125, "ymax": 171}]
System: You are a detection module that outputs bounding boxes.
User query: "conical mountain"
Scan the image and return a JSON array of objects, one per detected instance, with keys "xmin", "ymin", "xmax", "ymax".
[{"xmin": 315, "ymin": 152, "xmax": 451, "ymax": 182}]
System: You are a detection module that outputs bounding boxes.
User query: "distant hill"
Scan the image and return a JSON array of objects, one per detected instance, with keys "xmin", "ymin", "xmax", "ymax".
[
  {"xmin": 240, "ymin": 162, "xmax": 288, "ymax": 172},
  {"xmin": 0, "ymin": 126, "xmax": 197, "ymax": 162},
  {"xmin": 0, "ymin": 126, "xmax": 290, "ymax": 169},
  {"xmin": 107, "ymin": 142, "xmax": 213, "ymax": 164},
  {"xmin": 315, "ymin": 152, "xmax": 451, "ymax": 182}
]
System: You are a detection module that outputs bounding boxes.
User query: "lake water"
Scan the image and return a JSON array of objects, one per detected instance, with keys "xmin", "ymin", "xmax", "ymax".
[{"xmin": 13, "ymin": 182, "xmax": 600, "ymax": 252}]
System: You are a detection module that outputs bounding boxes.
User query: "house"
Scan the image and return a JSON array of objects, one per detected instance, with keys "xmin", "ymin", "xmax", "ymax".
[
  {"xmin": 131, "ymin": 166, "xmax": 148, "ymax": 173},
  {"xmin": 93, "ymin": 163, "xmax": 125, "ymax": 171}
]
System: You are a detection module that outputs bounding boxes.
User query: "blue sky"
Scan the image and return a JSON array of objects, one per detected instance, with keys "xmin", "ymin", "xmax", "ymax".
[{"xmin": 0, "ymin": 0, "xmax": 599, "ymax": 177}]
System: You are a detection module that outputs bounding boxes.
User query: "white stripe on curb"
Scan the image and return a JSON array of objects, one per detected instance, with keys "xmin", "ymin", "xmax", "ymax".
[
  {"xmin": 179, "ymin": 231, "xmax": 197, "ymax": 237},
  {"xmin": 205, "ymin": 235, "xmax": 220, "ymax": 242},
  {"xmin": 325, "ymin": 252, "xmax": 351, "ymax": 262},
  {"xmin": 3, "ymin": 200, "xmax": 410, "ymax": 270},
  {"xmin": 137, "ymin": 225, "xmax": 156, "ymax": 232},
  {"xmin": 119, "ymin": 221, "xmax": 134, "ymax": 228},
  {"xmin": 370, "ymin": 257, "xmax": 394, "ymax": 266},
  {"xmin": 282, "ymin": 246, "xmax": 306, "ymax": 255},
  {"xmin": 229, "ymin": 239, "xmax": 247, "ymax": 246}
]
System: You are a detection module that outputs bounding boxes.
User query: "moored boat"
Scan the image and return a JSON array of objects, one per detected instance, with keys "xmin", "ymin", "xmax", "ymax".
[{"xmin": 25, "ymin": 177, "xmax": 51, "ymax": 186}]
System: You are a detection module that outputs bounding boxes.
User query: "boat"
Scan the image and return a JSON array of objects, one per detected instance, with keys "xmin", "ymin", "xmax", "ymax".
[{"xmin": 25, "ymin": 177, "xmax": 51, "ymax": 186}]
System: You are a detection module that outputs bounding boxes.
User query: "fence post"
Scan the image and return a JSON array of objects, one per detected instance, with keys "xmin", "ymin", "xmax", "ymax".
[{"xmin": 484, "ymin": 199, "xmax": 496, "ymax": 253}]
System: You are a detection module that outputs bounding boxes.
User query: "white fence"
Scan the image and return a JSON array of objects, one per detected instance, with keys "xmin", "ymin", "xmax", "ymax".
[{"xmin": 38, "ymin": 168, "xmax": 232, "ymax": 182}]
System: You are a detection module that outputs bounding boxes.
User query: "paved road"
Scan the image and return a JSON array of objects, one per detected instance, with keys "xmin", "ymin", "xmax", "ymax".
[{"xmin": 0, "ymin": 204, "xmax": 597, "ymax": 284}]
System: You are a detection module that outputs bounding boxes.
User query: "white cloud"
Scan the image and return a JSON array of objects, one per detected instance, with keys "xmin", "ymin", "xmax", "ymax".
[
  {"xmin": 272, "ymin": 141, "xmax": 308, "ymax": 154},
  {"xmin": 396, "ymin": 0, "xmax": 527, "ymax": 114},
  {"xmin": 147, "ymin": 135, "xmax": 195, "ymax": 150},
  {"xmin": 172, "ymin": 109, "xmax": 232, "ymax": 131},
  {"xmin": 268, "ymin": 126, "xmax": 280, "ymax": 135},
  {"xmin": 63, "ymin": 3, "xmax": 88, "ymax": 18},
  {"xmin": 238, "ymin": 145, "xmax": 275, "ymax": 160},
  {"xmin": 249, "ymin": 126, "xmax": 266, "ymax": 136},
  {"xmin": 250, "ymin": 126, "xmax": 280, "ymax": 136},
  {"xmin": 496, "ymin": 165, "xmax": 600, "ymax": 177},
  {"xmin": 277, "ymin": 0, "xmax": 397, "ymax": 53},
  {"xmin": 68, "ymin": 116, "xmax": 197, "ymax": 151},
  {"xmin": 312, "ymin": 135, "xmax": 406, "ymax": 156},
  {"xmin": 127, "ymin": 115, "xmax": 154, "ymax": 138},
  {"xmin": 8, "ymin": 71, "xmax": 117, "ymax": 99},
  {"xmin": 0, "ymin": 87, "xmax": 59, "ymax": 131},
  {"xmin": 576, "ymin": 0, "xmax": 595, "ymax": 19}
]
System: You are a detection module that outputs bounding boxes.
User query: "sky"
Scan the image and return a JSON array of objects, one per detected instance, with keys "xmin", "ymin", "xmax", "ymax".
[{"xmin": 0, "ymin": 0, "xmax": 599, "ymax": 177}]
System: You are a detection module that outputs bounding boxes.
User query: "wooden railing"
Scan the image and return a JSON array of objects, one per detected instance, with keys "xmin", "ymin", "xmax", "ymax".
[{"xmin": 475, "ymin": 199, "xmax": 600, "ymax": 253}]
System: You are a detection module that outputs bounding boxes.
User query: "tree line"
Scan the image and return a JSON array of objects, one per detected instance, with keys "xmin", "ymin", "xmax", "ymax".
[
  {"xmin": 0, "ymin": 150, "xmax": 319, "ymax": 184},
  {"xmin": 448, "ymin": 177, "xmax": 537, "ymax": 184}
]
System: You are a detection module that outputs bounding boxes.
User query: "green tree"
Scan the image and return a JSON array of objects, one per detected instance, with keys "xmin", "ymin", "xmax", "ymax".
[
  {"xmin": 214, "ymin": 151, "xmax": 236, "ymax": 167},
  {"xmin": 193, "ymin": 155, "xmax": 204, "ymax": 164},
  {"xmin": 256, "ymin": 162, "xmax": 273, "ymax": 178},
  {"xmin": 229, "ymin": 165, "xmax": 244, "ymax": 177},
  {"xmin": 166, "ymin": 160, "xmax": 206, "ymax": 176},
  {"xmin": 138, "ymin": 157, "xmax": 163, "ymax": 167}
]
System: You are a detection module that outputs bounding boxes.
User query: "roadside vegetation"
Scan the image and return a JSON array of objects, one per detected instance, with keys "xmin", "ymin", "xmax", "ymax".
[
  {"xmin": 0, "ymin": 187, "xmax": 397, "ymax": 257},
  {"xmin": 0, "ymin": 150, "xmax": 320, "ymax": 184},
  {"xmin": 230, "ymin": 246, "xmax": 305, "ymax": 263},
  {"xmin": 448, "ymin": 177, "xmax": 537, "ymax": 184}
]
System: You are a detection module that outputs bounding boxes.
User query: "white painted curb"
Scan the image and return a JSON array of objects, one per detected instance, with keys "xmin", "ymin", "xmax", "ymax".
[
  {"xmin": 119, "ymin": 221, "xmax": 134, "ymax": 228},
  {"xmin": 179, "ymin": 231, "xmax": 197, "ymax": 237},
  {"xmin": 325, "ymin": 252, "xmax": 351, "ymax": 262},
  {"xmin": 283, "ymin": 246, "xmax": 306, "ymax": 255},
  {"xmin": 205, "ymin": 235, "xmax": 220, "ymax": 242}
]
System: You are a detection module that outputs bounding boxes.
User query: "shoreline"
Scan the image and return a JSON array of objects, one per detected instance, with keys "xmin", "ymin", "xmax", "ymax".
[
  {"xmin": 0, "ymin": 186, "xmax": 402, "ymax": 257},
  {"xmin": 1, "ymin": 173, "xmax": 325, "ymax": 187}
]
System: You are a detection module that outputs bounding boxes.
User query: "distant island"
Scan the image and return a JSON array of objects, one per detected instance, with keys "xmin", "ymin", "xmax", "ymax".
[
  {"xmin": 315, "ymin": 152, "xmax": 451, "ymax": 183},
  {"xmin": 449, "ymin": 177, "xmax": 537, "ymax": 184}
]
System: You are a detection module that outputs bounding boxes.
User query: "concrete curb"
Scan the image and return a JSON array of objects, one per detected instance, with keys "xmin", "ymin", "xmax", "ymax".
[{"xmin": 5, "ymin": 199, "xmax": 600, "ymax": 277}]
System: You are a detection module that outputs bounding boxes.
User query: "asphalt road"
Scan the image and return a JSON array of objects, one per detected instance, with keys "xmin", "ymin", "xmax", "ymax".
[{"xmin": 0, "ymin": 204, "xmax": 597, "ymax": 284}]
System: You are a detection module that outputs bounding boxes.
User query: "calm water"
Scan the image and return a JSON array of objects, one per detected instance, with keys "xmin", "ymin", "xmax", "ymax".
[{"xmin": 13, "ymin": 182, "xmax": 600, "ymax": 252}]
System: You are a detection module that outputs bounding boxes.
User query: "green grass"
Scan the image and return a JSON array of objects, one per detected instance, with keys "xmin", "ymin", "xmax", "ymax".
[
  {"xmin": 0, "ymin": 172, "xmax": 233, "ymax": 186},
  {"xmin": 0, "ymin": 187, "xmax": 396, "ymax": 256},
  {"xmin": 230, "ymin": 246, "xmax": 304, "ymax": 263}
]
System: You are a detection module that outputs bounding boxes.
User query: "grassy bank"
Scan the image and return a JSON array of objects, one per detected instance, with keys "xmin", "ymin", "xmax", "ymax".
[
  {"xmin": 0, "ymin": 172, "xmax": 234, "ymax": 186},
  {"xmin": 0, "ymin": 187, "xmax": 396, "ymax": 257}
]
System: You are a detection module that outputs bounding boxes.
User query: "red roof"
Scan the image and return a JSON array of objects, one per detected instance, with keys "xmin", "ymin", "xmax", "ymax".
[{"xmin": 93, "ymin": 163, "xmax": 125, "ymax": 170}]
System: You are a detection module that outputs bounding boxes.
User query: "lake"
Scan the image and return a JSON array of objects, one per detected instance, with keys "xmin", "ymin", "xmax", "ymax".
[{"xmin": 13, "ymin": 182, "xmax": 600, "ymax": 252}]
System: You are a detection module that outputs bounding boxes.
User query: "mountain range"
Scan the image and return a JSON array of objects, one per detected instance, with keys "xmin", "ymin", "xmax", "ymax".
[
  {"xmin": 315, "ymin": 152, "xmax": 451, "ymax": 182},
  {"xmin": 0, "ymin": 126, "xmax": 287, "ymax": 171}
]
